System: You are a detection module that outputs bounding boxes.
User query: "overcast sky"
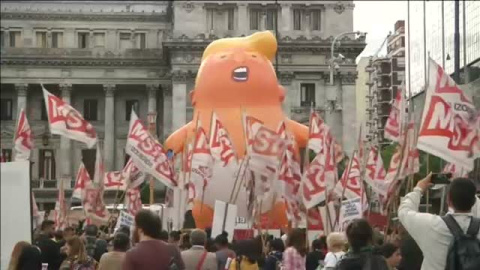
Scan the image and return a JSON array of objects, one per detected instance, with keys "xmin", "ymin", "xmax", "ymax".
[{"xmin": 354, "ymin": 1, "xmax": 408, "ymax": 59}]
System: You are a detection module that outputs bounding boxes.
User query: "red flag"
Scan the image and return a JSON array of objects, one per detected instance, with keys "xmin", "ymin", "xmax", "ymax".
[
  {"xmin": 189, "ymin": 124, "xmax": 213, "ymax": 204},
  {"xmin": 243, "ymin": 114, "xmax": 264, "ymax": 154},
  {"xmin": 210, "ymin": 112, "xmax": 236, "ymax": 166},
  {"xmin": 72, "ymin": 163, "xmax": 91, "ymax": 200},
  {"xmin": 54, "ymin": 180, "xmax": 68, "ymax": 230},
  {"xmin": 365, "ymin": 146, "xmax": 388, "ymax": 196},
  {"xmin": 104, "ymin": 157, "xmax": 146, "ymax": 191},
  {"xmin": 125, "ymin": 188, "xmax": 142, "ymax": 216},
  {"xmin": 443, "ymin": 163, "xmax": 469, "ymax": 178},
  {"xmin": 42, "ymin": 85, "xmax": 97, "ymax": 148},
  {"xmin": 308, "ymin": 111, "xmax": 325, "ymax": 153},
  {"xmin": 384, "ymin": 84, "xmax": 406, "ymax": 142},
  {"xmin": 335, "ymin": 152, "xmax": 363, "ymax": 199},
  {"xmin": 14, "ymin": 108, "xmax": 33, "ymax": 161}
]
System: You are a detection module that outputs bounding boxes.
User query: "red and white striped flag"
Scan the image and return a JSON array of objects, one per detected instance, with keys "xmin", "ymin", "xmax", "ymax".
[
  {"xmin": 308, "ymin": 111, "xmax": 325, "ymax": 153},
  {"xmin": 54, "ymin": 179, "xmax": 68, "ymax": 230},
  {"xmin": 72, "ymin": 163, "xmax": 91, "ymax": 200},
  {"xmin": 365, "ymin": 146, "xmax": 388, "ymax": 196},
  {"xmin": 14, "ymin": 108, "xmax": 33, "ymax": 161},
  {"xmin": 83, "ymin": 186, "xmax": 109, "ymax": 223},
  {"xmin": 243, "ymin": 114, "xmax": 264, "ymax": 154},
  {"xmin": 384, "ymin": 84, "xmax": 406, "ymax": 142},
  {"xmin": 210, "ymin": 112, "xmax": 236, "ymax": 166},
  {"xmin": 443, "ymin": 163, "xmax": 469, "ymax": 178},
  {"xmin": 104, "ymin": 158, "xmax": 146, "ymax": 191},
  {"xmin": 189, "ymin": 123, "xmax": 213, "ymax": 204},
  {"xmin": 125, "ymin": 187, "xmax": 142, "ymax": 216},
  {"xmin": 335, "ymin": 152, "xmax": 363, "ymax": 199},
  {"xmin": 42, "ymin": 85, "xmax": 97, "ymax": 148}
]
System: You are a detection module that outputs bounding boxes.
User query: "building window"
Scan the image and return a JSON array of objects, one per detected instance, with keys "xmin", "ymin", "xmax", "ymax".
[
  {"xmin": 250, "ymin": 9, "xmax": 261, "ymax": 30},
  {"xmin": 125, "ymin": 100, "xmax": 139, "ymax": 121},
  {"xmin": 119, "ymin": 33, "xmax": 132, "ymax": 50},
  {"xmin": 39, "ymin": 149, "xmax": 56, "ymax": 180},
  {"xmin": 1, "ymin": 149, "xmax": 12, "ymax": 162},
  {"xmin": 135, "ymin": 33, "xmax": 146, "ymax": 49},
  {"xmin": 94, "ymin": 33, "xmax": 105, "ymax": 48},
  {"xmin": 227, "ymin": 8, "xmax": 235, "ymax": 30},
  {"xmin": 0, "ymin": 99, "xmax": 13, "ymax": 120},
  {"xmin": 206, "ymin": 9, "xmax": 215, "ymax": 31},
  {"xmin": 81, "ymin": 149, "xmax": 95, "ymax": 179},
  {"xmin": 293, "ymin": 9, "xmax": 302, "ymax": 30},
  {"xmin": 36, "ymin": 31, "xmax": 47, "ymax": 48},
  {"xmin": 9, "ymin": 31, "xmax": 21, "ymax": 47},
  {"xmin": 83, "ymin": 99, "xmax": 98, "ymax": 121},
  {"xmin": 1, "ymin": 31, "xmax": 4, "ymax": 48},
  {"xmin": 266, "ymin": 9, "xmax": 277, "ymax": 30},
  {"xmin": 311, "ymin": 10, "xmax": 321, "ymax": 31},
  {"xmin": 52, "ymin": 32, "xmax": 63, "ymax": 48},
  {"xmin": 300, "ymin": 83, "xmax": 315, "ymax": 106},
  {"xmin": 78, "ymin": 32, "xmax": 89, "ymax": 49}
]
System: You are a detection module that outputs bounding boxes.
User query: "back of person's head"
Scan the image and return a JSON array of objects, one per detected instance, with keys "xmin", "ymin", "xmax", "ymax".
[
  {"xmin": 378, "ymin": 243, "xmax": 399, "ymax": 258},
  {"xmin": 113, "ymin": 232, "xmax": 130, "ymax": 252},
  {"xmin": 40, "ymin": 220, "xmax": 55, "ymax": 232},
  {"xmin": 134, "ymin": 210, "xmax": 161, "ymax": 239},
  {"xmin": 66, "ymin": 236, "xmax": 88, "ymax": 262},
  {"xmin": 117, "ymin": 225, "xmax": 130, "ymax": 237},
  {"xmin": 159, "ymin": 230, "xmax": 169, "ymax": 241},
  {"xmin": 180, "ymin": 232, "xmax": 192, "ymax": 250},
  {"xmin": 269, "ymin": 238, "xmax": 285, "ymax": 252},
  {"xmin": 327, "ymin": 232, "xmax": 346, "ymax": 252},
  {"xmin": 8, "ymin": 241, "xmax": 30, "ymax": 270},
  {"xmin": 448, "ymin": 177, "xmax": 477, "ymax": 212},
  {"xmin": 234, "ymin": 239, "xmax": 261, "ymax": 264},
  {"xmin": 17, "ymin": 245, "xmax": 42, "ymax": 270},
  {"xmin": 190, "ymin": 229, "xmax": 207, "ymax": 246},
  {"xmin": 214, "ymin": 234, "xmax": 229, "ymax": 248},
  {"xmin": 169, "ymin": 230, "xmax": 181, "ymax": 242},
  {"xmin": 84, "ymin": 224, "xmax": 98, "ymax": 237},
  {"xmin": 311, "ymin": 239, "xmax": 323, "ymax": 251},
  {"xmin": 54, "ymin": 230, "xmax": 64, "ymax": 241},
  {"xmin": 346, "ymin": 219, "xmax": 373, "ymax": 252},
  {"xmin": 287, "ymin": 228, "xmax": 307, "ymax": 256}
]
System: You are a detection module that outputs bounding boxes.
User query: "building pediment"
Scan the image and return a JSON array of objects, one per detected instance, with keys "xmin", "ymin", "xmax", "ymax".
[{"xmin": 0, "ymin": 11, "xmax": 168, "ymax": 23}]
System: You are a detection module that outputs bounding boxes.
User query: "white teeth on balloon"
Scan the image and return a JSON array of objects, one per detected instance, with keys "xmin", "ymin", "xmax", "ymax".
[
  {"xmin": 234, "ymin": 67, "xmax": 247, "ymax": 73},
  {"xmin": 232, "ymin": 66, "xmax": 248, "ymax": 81}
]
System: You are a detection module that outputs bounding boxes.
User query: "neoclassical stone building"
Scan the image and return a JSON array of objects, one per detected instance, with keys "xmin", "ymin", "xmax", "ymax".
[{"xmin": 0, "ymin": 1, "xmax": 365, "ymax": 209}]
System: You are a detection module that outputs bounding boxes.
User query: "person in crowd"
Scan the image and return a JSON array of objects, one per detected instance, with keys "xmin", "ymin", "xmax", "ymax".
[
  {"xmin": 398, "ymin": 175, "xmax": 480, "ymax": 269},
  {"xmin": 117, "ymin": 225, "xmax": 130, "ymax": 237},
  {"xmin": 169, "ymin": 231, "xmax": 181, "ymax": 246},
  {"xmin": 283, "ymin": 228, "xmax": 307, "ymax": 269},
  {"xmin": 397, "ymin": 227, "xmax": 423, "ymax": 270},
  {"xmin": 159, "ymin": 230, "xmax": 169, "ymax": 242},
  {"xmin": 59, "ymin": 236, "xmax": 97, "ymax": 270},
  {"xmin": 179, "ymin": 232, "xmax": 192, "ymax": 251},
  {"xmin": 228, "ymin": 239, "xmax": 261, "ymax": 270},
  {"xmin": 181, "ymin": 229, "xmax": 217, "ymax": 269},
  {"xmin": 336, "ymin": 219, "xmax": 389, "ymax": 270},
  {"xmin": 123, "ymin": 210, "xmax": 185, "ymax": 270},
  {"xmin": 17, "ymin": 245, "xmax": 43, "ymax": 270},
  {"xmin": 54, "ymin": 230, "xmax": 64, "ymax": 244},
  {"xmin": 252, "ymin": 235, "xmax": 266, "ymax": 268},
  {"xmin": 8, "ymin": 241, "xmax": 30, "ymax": 270},
  {"xmin": 63, "ymin": 227, "xmax": 76, "ymax": 242},
  {"xmin": 306, "ymin": 238, "xmax": 326, "ymax": 270},
  {"xmin": 205, "ymin": 227, "xmax": 216, "ymax": 252},
  {"xmin": 323, "ymin": 232, "xmax": 346, "ymax": 269},
  {"xmin": 98, "ymin": 232, "xmax": 129, "ymax": 270},
  {"xmin": 83, "ymin": 224, "xmax": 108, "ymax": 263},
  {"xmin": 264, "ymin": 238, "xmax": 285, "ymax": 270},
  {"xmin": 318, "ymin": 236, "xmax": 328, "ymax": 255},
  {"xmin": 35, "ymin": 220, "xmax": 62, "ymax": 270},
  {"xmin": 215, "ymin": 233, "xmax": 236, "ymax": 270},
  {"xmin": 378, "ymin": 243, "xmax": 402, "ymax": 270}
]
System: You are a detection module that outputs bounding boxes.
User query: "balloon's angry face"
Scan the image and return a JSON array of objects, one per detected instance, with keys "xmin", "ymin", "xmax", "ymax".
[{"xmin": 191, "ymin": 48, "xmax": 282, "ymax": 107}]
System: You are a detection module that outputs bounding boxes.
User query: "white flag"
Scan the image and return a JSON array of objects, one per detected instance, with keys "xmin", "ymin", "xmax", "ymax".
[
  {"xmin": 72, "ymin": 163, "xmax": 91, "ymax": 200},
  {"xmin": 14, "ymin": 108, "xmax": 34, "ymax": 161}
]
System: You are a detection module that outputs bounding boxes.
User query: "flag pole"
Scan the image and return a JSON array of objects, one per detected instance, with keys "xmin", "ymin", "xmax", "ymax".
[{"xmin": 147, "ymin": 112, "xmax": 158, "ymax": 206}]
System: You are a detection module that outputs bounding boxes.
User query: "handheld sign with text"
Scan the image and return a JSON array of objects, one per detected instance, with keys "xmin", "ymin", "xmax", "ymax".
[{"xmin": 339, "ymin": 197, "xmax": 363, "ymax": 231}]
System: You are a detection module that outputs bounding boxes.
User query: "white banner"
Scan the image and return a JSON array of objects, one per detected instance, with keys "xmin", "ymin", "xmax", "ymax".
[
  {"xmin": 115, "ymin": 211, "xmax": 135, "ymax": 230},
  {"xmin": 42, "ymin": 85, "xmax": 97, "ymax": 148},
  {"xmin": 339, "ymin": 197, "xmax": 363, "ymax": 231},
  {"xmin": 14, "ymin": 108, "xmax": 33, "ymax": 161}
]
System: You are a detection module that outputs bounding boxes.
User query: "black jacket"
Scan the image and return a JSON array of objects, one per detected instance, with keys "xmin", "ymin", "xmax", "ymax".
[
  {"xmin": 336, "ymin": 250, "xmax": 389, "ymax": 270},
  {"xmin": 85, "ymin": 236, "xmax": 108, "ymax": 262},
  {"xmin": 35, "ymin": 234, "xmax": 62, "ymax": 270}
]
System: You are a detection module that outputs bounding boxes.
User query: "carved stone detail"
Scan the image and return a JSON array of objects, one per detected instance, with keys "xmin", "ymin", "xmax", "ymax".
[
  {"xmin": 278, "ymin": 72, "xmax": 295, "ymax": 86},
  {"xmin": 15, "ymin": 83, "xmax": 28, "ymax": 96},
  {"xmin": 60, "ymin": 83, "xmax": 72, "ymax": 97},
  {"xmin": 171, "ymin": 71, "xmax": 187, "ymax": 83},
  {"xmin": 183, "ymin": 2, "xmax": 195, "ymax": 13},
  {"xmin": 340, "ymin": 72, "xmax": 357, "ymax": 85},
  {"xmin": 281, "ymin": 54, "xmax": 292, "ymax": 64},
  {"xmin": 103, "ymin": 84, "xmax": 116, "ymax": 97},
  {"xmin": 334, "ymin": 2, "xmax": 345, "ymax": 14},
  {"xmin": 0, "ymin": 12, "xmax": 168, "ymax": 22},
  {"xmin": 147, "ymin": 84, "xmax": 159, "ymax": 98},
  {"xmin": 161, "ymin": 84, "xmax": 172, "ymax": 96}
]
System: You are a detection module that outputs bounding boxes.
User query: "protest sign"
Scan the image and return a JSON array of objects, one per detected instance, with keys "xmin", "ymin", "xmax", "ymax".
[
  {"xmin": 115, "ymin": 211, "xmax": 135, "ymax": 230},
  {"xmin": 339, "ymin": 197, "xmax": 363, "ymax": 231},
  {"xmin": 211, "ymin": 200, "xmax": 237, "ymax": 242}
]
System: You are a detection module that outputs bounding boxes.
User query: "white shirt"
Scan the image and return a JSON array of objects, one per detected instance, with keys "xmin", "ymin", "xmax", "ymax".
[
  {"xmin": 398, "ymin": 187, "xmax": 480, "ymax": 270},
  {"xmin": 323, "ymin": 251, "xmax": 345, "ymax": 268}
]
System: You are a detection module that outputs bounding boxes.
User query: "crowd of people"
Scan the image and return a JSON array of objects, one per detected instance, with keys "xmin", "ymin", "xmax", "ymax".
[{"xmin": 7, "ymin": 175, "xmax": 480, "ymax": 270}]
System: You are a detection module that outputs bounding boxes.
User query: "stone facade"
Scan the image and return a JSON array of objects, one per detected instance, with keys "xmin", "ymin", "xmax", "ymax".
[{"xmin": 0, "ymin": 1, "xmax": 365, "ymax": 209}]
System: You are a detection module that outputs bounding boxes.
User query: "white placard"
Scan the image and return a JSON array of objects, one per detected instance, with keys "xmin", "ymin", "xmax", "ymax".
[
  {"xmin": 339, "ymin": 197, "xmax": 363, "ymax": 231},
  {"xmin": 212, "ymin": 200, "xmax": 237, "ymax": 242},
  {"xmin": 1, "ymin": 161, "xmax": 32, "ymax": 270},
  {"xmin": 115, "ymin": 211, "xmax": 135, "ymax": 230}
]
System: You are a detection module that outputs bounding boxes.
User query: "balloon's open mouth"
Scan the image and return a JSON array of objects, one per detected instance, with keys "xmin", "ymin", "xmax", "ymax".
[{"xmin": 232, "ymin": 66, "xmax": 248, "ymax": 82}]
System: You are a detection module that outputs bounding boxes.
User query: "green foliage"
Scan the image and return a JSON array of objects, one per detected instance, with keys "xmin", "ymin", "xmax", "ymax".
[
  {"xmin": 380, "ymin": 143, "xmax": 398, "ymax": 167},
  {"xmin": 140, "ymin": 182, "xmax": 150, "ymax": 204}
]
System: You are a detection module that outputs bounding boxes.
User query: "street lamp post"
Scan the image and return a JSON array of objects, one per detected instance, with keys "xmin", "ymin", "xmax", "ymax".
[{"xmin": 329, "ymin": 31, "xmax": 366, "ymax": 85}]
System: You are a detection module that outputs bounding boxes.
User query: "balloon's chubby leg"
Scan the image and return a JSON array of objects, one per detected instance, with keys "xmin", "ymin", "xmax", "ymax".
[
  {"xmin": 164, "ymin": 121, "xmax": 195, "ymax": 154},
  {"xmin": 286, "ymin": 118, "xmax": 309, "ymax": 148}
]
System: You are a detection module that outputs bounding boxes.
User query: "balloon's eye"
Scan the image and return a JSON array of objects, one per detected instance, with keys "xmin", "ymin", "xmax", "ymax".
[
  {"xmin": 251, "ymin": 54, "xmax": 257, "ymax": 58},
  {"xmin": 220, "ymin": 55, "xmax": 227, "ymax": 59}
]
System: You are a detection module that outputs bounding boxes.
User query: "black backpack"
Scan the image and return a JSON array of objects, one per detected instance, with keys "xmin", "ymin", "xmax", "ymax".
[{"xmin": 442, "ymin": 215, "xmax": 480, "ymax": 270}]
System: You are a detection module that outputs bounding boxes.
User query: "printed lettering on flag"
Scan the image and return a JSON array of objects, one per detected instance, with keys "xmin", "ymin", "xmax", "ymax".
[
  {"xmin": 243, "ymin": 114, "xmax": 263, "ymax": 153},
  {"xmin": 42, "ymin": 85, "xmax": 97, "ymax": 148},
  {"xmin": 443, "ymin": 162, "xmax": 470, "ymax": 178},
  {"xmin": 417, "ymin": 58, "xmax": 478, "ymax": 170},
  {"xmin": 384, "ymin": 85, "xmax": 406, "ymax": 142},
  {"xmin": 335, "ymin": 152, "xmax": 362, "ymax": 199},
  {"xmin": 83, "ymin": 187, "xmax": 109, "ymax": 223},
  {"xmin": 210, "ymin": 112, "xmax": 236, "ymax": 166},
  {"xmin": 104, "ymin": 158, "xmax": 146, "ymax": 191},
  {"xmin": 14, "ymin": 108, "xmax": 33, "ymax": 161},
  {"xmin": 125, "ymin": 110, "xmax": 176, "ymax": 187},
  {"xmin": 308, "ymin": 112, "xmax": 324, "ymax": 153},
  {"xmin": 72, "ymin": 163, "xmax": 91, "ymax": 200},
  {"xmin": 365, "ymin": 147, "xmax": 388, "ymax": 196},
  {"xmin": 54, "ymin": 180, "xmax": 68, "ymax": 230},
  {"xmin": 189, "ymin": 124, "xmax": 213, "ymax": 202},
  {"xmin": 125, "ymin": 188, "xmax": 142, "ymax": 216}
]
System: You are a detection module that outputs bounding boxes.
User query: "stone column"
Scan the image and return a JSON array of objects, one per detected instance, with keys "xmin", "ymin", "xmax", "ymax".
[
  {"xmin": 147, "ymin": 84, "xmax": 158, "ymax": 137},
  {"xmin": 281, "ymin": 3, "xmax": 292, "ymax": 32},
  {"xmin": 162, "ymin": 84, "xmax": 173, "ymax": 140},
  {"xmin": 237, "ymin": 3, "xmax": 248, "ymax": 35},
  {"xmin": 15, "ymin": 83, "xmax": 28, "ymax": 114},
  {"xmin": 104, "ymin": 84, "xmax": 115, "ymax": 171},
  {"xmin": 59, "ymin": 83, "xmax": 72, "ymax": 180},
  {"xmin": 171, "ymin": 71, "xmax": 187, "ymax": 132},
  {"xmin": 279, "ymin": 72, "xmax": 295, "ymax": 118}
]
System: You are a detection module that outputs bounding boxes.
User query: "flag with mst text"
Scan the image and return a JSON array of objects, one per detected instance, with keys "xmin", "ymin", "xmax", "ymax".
[
  {"xmin": 104, "ymin": 158, "xmax": 146, "ymax": 191},
  {"xmin": 14, "ymin": 108, "xmax": 34, "ymax": 161},
  {"xmin": 54, "ymin": 180, "xmax": 68, "ymax": 230},
  {"xmin": 335, "ymin": 152, "xmax": 363, "ymax": 199},
  {"xmin": 189, "ymin": 123, "xmax": 213, "ymax": 204},
  {"xmin": 384, "ymin": 84, "xmax": 406, "ymax": 142},
  {"xmin": 42, "ymin": 85, "xmax": 97, "ymax": 148},
  {"xmin": 365, "ymin": 146, "xmax": 388, "ymax": 196},
  {"xmin": 210, "ymin": 112, "xmax": 236, "ymax": 166},
  {"xmin": 417, "ymin": 58, "xmax": 479, "ymax": 170},
  {"xmin": 72, "ymin": 162, "xmax": 91, "ymax": 200},
  {"xmin": 125, "ymin": 110, "xmax": 176, "ymax": 187},
  {"xmin": 125, "ymin": 188, "xmax": 142, "ymax": 216}
]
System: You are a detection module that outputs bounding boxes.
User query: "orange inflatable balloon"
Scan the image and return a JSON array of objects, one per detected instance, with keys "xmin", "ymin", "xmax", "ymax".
[{"xmin": 165, "ymin": 31, "xmax": 309, "ymax": 229}]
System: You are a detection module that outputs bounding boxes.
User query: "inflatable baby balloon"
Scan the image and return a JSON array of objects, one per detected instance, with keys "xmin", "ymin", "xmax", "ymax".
[{"xmin": 165, "ymin": 31, "xmax": 309, "ymax": 229}]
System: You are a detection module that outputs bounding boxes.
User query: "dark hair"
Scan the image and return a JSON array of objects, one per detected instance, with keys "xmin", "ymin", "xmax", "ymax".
[
  {"xmin": 312, "ymin": 239, "xmax": 324, "ymax": 251},
  {"xmin": 84, "ymin": 224, "xmax": 98, "ymax": 237},
  {"xmin": 214, "ymin": 234, "xmax": 229, "ymax": 247},
  {"xmin": 378, "ymin": 243, "xmax": 399, "ymax": 258},
  {"xmin": 159, "ymin": 230, "xmax": 169, "ymax": 241},
  {"xmin": 287, "ymin": 228, "xmax": 307, "ymax": 256},
  {"xmin": 118, "ymin": 225, "xmax": 130, "ymax": 236},
  {"xmin": 346, "ymin": 219, "xmax": 373, "ymax": 252},
  {"xmin": 134, "ymin": 210, "xmax": 162, "ymax": 239},
  {"xmin": 269, "ymin": 238, "xmax": 285, "ymax": 252},
  {"xmin": 448, "ymin": 178, "xmax": 477, "ymax": 211},
  {"xmin": 180, "ymin": 233, "xmax": 192, "ymax": 250},
  {"xmin": 64, "ymin": 227, "xmax": 75, "ymax": 233},
  {"xmin": 319, "ymin": 236, "xmax": 327, "ymax": 249},
  {"xmin": 170, "ymin": 231, "xmax": 181, "ymax": 242},
  {"xmin": 17, "ymin": 245, "xmax": 42, "ymax": 269},
  {"xmin": 113, "ymin": 232, "xmax": 130, "ymax": 252},
  {"xmin": 205, "ymin": 227, "xmax": 212, "ymax": 238},
  {"xmin": 234, "ymin": 240, "xmax": 262, "ymax": 264},
  {"xmin": 54, "ymin": 230, "xmax": 64, "ymax": 241},
  {"xmin": 41, "ymin": 220, "xmax": 55, "ymax": 231}
]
